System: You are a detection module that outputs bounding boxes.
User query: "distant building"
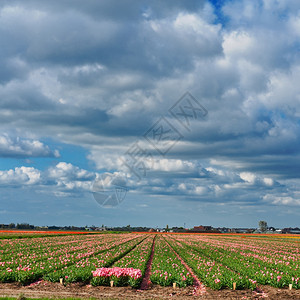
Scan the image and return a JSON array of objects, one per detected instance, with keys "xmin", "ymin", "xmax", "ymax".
[
  {"xmin": 85, "ymin": 227, "xmax": 94, "ymax": 231},
  {"xmin": 216, "ymin": 227, "xmax": 230, "ymax": 233},
  {"xmin": 96, "ymin": 226, "xmax": 107, "ymax": 231},
  {"xmin": 282, "ymin": 227, "xmax": 300, "ymax": 234},
  {"xmin": 193, "ymin": 225, "xmax": 213, "ymax": 232},
  {"xmin": 34, "ymin": 226, "xmax": 48, "ymax": 230},
  {"xmin": 171, "ymin": 227, "xmax": 186, "ymax": 233}
]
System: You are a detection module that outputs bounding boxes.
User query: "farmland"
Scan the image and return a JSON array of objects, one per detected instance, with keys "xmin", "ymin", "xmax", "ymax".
[{"xmin": 0, "ymin": 232, "xmax": 299, "ymax": 299}]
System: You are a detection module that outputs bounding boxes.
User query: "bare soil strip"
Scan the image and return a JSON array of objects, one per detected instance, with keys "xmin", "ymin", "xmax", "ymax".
[
  {"xmin": 163, "ymin": 236, "xmax": 206, "ymax": 296},
  {"xmin": 139, "ymin": 235, "xmax": 156, "ymax": 290},
  {"xmin": 1, "ymin": 281, "xmax": 299, "ymax": 299}
]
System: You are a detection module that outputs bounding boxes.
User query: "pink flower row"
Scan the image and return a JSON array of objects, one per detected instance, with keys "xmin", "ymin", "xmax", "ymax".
[{"xmin": 92, "ymin": 267, "xmax": 142, "ymax": 279}]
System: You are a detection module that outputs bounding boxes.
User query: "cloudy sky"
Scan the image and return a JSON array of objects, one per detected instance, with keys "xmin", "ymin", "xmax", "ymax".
[{"xmin": 1, "ymin": 0, "xmax": 300, "ymax": 228}]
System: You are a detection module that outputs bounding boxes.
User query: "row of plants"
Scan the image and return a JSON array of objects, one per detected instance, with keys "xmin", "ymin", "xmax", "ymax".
[
  {"xmin": 92, "ymin": 267, "xmax": 142, "ymax": 287},
  {"xmin": 44, "ymin": 235, "xmax": 145, "ymax": 284},
  {"xmin": 0, "ymin": 234, "xmax": 132, "ymax": 274},
  {"xmin": 187, "ymin": 235, "xmax": 300, "ymax": 265},
  {"xmin": 0, "ymin": 234, "xmax": 108, "ymax": 260},
  {"xmin": 92, "ymin": 236, "xmax": 154, "ymax": 287},
  {"xmin": 0, "ymin": 234, "xmax": 143, "ymax": 284},
  {"xmin": 165, "ymin": 236, "xmax": 255, "ymax": 290},
  {"xmin": 0, "ymin": 233, "xmax": 95, "ymax": 251},
  {"xmin": 109, "ymin": 235, "xmax": 154, "ymax": 287},
  {"xmin": 192, "ymin": 234, "xmax": 300, "ymax": 261},
  {"xmin": 0, "ymin": 231, "xmax": 95, "ymax": 240},
  {"xmin": 170, "ymin": 236, "xmax": 300, "ymax": 289},
  {"xmin": 150, "ymin": 235, "xmax": 193, "ymax": 287},
  {"xmin": 0, "ymin": 233, "xmax": 298, "ymax": 290}
]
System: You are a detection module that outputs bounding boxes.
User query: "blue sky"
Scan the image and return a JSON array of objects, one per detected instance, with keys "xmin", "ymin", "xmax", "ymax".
[{"xmin": 0, "ymin": 0, "xmax": 300, "ymax": 228}]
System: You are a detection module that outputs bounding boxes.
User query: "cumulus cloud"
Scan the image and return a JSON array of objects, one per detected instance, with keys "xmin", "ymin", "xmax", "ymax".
[
  {"xmin": 48, "ymin": 162, "xmax": 94, "ymax": 181},
  {"xmin": 0, "ymin": 134, "xmax": 59, "ymax": 158},
  {"xmin": 0, "ymin": 162, "xmax": 96, "ymax": 195},
  {"xmin": 47, "ymin": 162, "xmax": 95, "ymax": 193},
  {"xmin": 0, "ymin": 166, "xmax": 40, "ymax": 185},
  {"xmin": 263, "ymin": 193, "xmax": 300, "ymax": 206}
]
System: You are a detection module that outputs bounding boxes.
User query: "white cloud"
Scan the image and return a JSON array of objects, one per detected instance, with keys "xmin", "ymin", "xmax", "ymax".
[
  {"xmin": 151, "ymin": 159, "xmax": 198, "ymax": 172},
  {"xmin": 263, "ymin": 177, "xmax": 273, "ymax": 186},
  {"xmin": 0, "ymin": 162, "xmax": 96, "ymax": 194},
  {"xmin": 48, "ymin": 162, "xmax": 95, "ymax": 182},
  {"xmin": 223, "ymin": 31, "xmax": 255, "ymax": 59},
  {"xmin": 0, "ymin": 134, "xmax": 59, "ymax": 158},
  {"xmin": 240, "ymin": 172, "xmax": 256, "ymax": 184},
  {"xmin": 263, "ymin": 194, "xmax": 300, "ymax": 206},
  {"xmin": 288, "ymin": 12, "xmax": 300, "ymax": 37},
  {"xmin": 256, "ymin": 66, "xmax": 300, "ymax": 115},
  {"xmin": 0, "ymin": 166, "xmax": 40, "ymax": 185},
  {"xmin": 44, "ymin": 162, "xmax": 96, "ymax": 194},
  {"xmin": 147, "ymin": 11, "xmax": 221, "ymax": 60}
]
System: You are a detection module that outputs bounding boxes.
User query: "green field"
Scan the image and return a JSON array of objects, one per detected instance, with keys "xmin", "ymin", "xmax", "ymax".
[{"xmin": 0, "ymin": 232, "xmax": 299, "ymax": 290}]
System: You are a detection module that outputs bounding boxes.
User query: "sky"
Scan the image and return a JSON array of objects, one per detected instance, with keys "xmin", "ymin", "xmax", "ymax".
[{"xmin": 0, "ymin": 0, "xmax": 300, "ymax": 228}]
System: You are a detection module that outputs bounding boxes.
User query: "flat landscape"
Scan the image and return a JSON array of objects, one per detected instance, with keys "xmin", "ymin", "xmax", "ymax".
[
  {"xmin": 0, "ymin": 231, "xmax": 299, "ymax": 299},
  {"xmin": 1, "ymin": 1, "xmax": 300, "ymax": 298}
]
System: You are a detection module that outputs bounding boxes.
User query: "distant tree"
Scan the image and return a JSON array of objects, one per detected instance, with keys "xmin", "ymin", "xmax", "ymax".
[
  {"xmin": 166, "ymin": 224, "xmax": 169, "ymax": 232},
  {"xmin": 259, "ymin": 221, "xmax": 268, "ymax": 233},
  {"xmin": 16, "ymin": 223, "xmax": 34, "ymax": 229}
]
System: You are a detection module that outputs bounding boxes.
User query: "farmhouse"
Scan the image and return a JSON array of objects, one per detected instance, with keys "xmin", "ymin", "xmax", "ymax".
[{"xmin": 192, "ymin": 225, "xmax": 213, "ymax": 232}]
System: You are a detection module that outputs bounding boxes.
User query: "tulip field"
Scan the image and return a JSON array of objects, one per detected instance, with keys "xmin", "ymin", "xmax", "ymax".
[
  {"xmin": 0, "ymin": 232, "xmax": 299, "ymax": 292},
  {"xmin": 164, "ymin": 234, "xmax": 300, "ymax": 290}
]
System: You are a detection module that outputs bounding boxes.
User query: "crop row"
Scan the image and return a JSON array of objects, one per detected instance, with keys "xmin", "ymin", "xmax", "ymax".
[
  {"xmin": 150, "ymin": 235, "xmax": 193, "ymax": 287},
  {"xmin": 44, "ymin": 235, "xmax": 145, "ymax": 284},
  {"xmin": 0, "ymin": 233, "xmax": 299, "ymax": 290},
  {"xmin": 167, "ymin": 235, "xmax": 300, "ymax": 289},
  {"xmin": 0, "ymin": 234, "xmax": 144, "ymax": 284},
  {"xmin": 0, "ymin": 234, "xmax": 134, "ymax": 273},
  {"xmin": 165, "ymin": 236, "xmax": 250, "ymax": 290},
  {"xmin": 92, "ymin": 235, "xmax": 155, "ymax": 287}
]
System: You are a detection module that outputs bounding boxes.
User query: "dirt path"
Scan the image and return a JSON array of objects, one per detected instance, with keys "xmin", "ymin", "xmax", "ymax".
[
  {"xmin": 1, "ymin": 282, "xmax": 299, "ymax": 299},
  {"xmin": 139, "ymin": 235, "xmax": 156, "ymax": 290}
]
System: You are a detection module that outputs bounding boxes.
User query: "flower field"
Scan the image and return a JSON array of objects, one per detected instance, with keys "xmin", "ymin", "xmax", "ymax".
[
  {"xmin": 0, "ymin": 230, "xmax": 95, "ymax": 240},
  {"xmin": 150, "ymin": 235, "xmax": 193, "ymax": 287},
  {"xmin": 165, "ymin": 234, "xmax": 300, "ymax": 290},
  {"xmin": 0, "ymin": 232, "xmax": 299, "ymax": 291}
]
